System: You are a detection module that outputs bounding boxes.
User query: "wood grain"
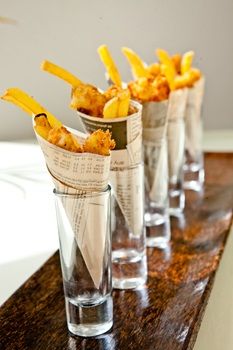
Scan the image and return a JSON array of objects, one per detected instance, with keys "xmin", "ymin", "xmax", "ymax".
[{"xmin": 0, "ymin": 153, "xmax": 233, "ymax": 350}]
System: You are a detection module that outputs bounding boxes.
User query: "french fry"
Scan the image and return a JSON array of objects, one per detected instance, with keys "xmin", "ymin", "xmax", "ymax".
[
  {"xmin": 97, "ymin": 45, "xmax": 122, "ymax": 87},
  {"xmin": 160, "ymin": 64, "xmax": 176, "ymax": 91},
  {"xmin": 181, "ymin": 51, "xmax": 194, "ymax": 75},
  {"xmin": 156, "ymin": 48, "xmax": 173, "ymax": 68},
  {"xmin": 103, "ymin": 89, "xmax": 130, "ymax": 119},
  {"xmin": 34, "ymin": 113, "xmax": 52, "ymax": 139},
  {"xmin": 156, "ymin": 49, "xmax": 176, "ymax": 90},
  {"xmin": 118, "ymin": 90, "xmax": 130, "ymax": 116},
  {"xmin": 41, "ymin": 60, "xmax": 82, "ymax": 87},
  {"xmin": 1, "ymin": 88, "xmax": 61, "ymax": 127},
  {"xmin": 103, "ymin": 97, "xmax": 119, "ymax": 119},
  {"xmin": 122, "ymin": 47, "xmax": 149, "ymax": 79}
]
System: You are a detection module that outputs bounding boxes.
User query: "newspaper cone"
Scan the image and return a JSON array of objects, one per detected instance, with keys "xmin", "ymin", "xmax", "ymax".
[
  {"xmin": 77, "ymin": 100, "xmax": 142, "ymax": 169},
  {"xmin": 34, "ymin": 120, "xmax": 111, "ymax": 289},
  {"xmin": 77, "ymin": 101, "xmax": 143, "ymax": 236},
  {"xmin": 142, "ymin": 100, "xmax": 169, "ymax": 205},
  {"xmin": 185, "ymin": 77, "xmax": 205, "ymax": 160},
  {"xmin": 110, "ymin": 163, "xmax": 144, "ymax": 237},
  {"xmin": 167, "ymin": 88, "xmax": 188, "ymax": 180}
]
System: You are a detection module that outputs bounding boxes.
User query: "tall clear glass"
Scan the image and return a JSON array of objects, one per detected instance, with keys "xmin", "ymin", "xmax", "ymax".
[
  {"xmin": 110, "ymin": 163, "xmax": 147, "ymax": 289},
  {"xmin": 53, "ymin": 186, "xmax": 113, "ymax": 337},
  {"xmin": 144, "ymin": 139, "xmax": 171, "ymax": 248},
  {"xmin": 183, "ymin": 78, "xmax": 205, "ymax": 191},
  {"xmin": 142, "ymin": 100, "xmax": 171, "ymax": 248},
  {"xmin": 167, "ymin": 89, "xmax": 188, "ymax": 216}
]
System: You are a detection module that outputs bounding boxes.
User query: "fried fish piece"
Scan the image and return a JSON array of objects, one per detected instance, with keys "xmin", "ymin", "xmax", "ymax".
[
  {"xmin": 70, "ymin": 84, "xmax": 107, "ymax": 117},
  {"xmin": 147, "ymin": 63, "xmax": 161, "ymax": 77},
  {"xmin": 47, "ymin": 126, "xmax": 83, "ymax": 153},
  {"xmin": 83, "ymin": 129, "xmax": 115, "ymax": 156},
  {"xmin": 128, "ymin": 75, "xmax": 170, "ymax": 102},
  {"xmin": 174, "ymin": 68, "xmax": 201, "ymax": 89},
  {"xmin": 104, "ymin": 85, "xmax": 125, "ymax": 101}
]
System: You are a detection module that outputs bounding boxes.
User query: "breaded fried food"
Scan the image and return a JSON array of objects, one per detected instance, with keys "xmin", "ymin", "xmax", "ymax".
[
  {"xmin": 83, "ymin": 129, "xmax": 115, "ymax": 156},
  {"xmin": 147, "ymin": 63, "xmax": 161, "ymax": 77},
  {"xmin": 104, "ymin": 85, "xmax": 125, "ymax": 101},
  {"xmin": 174, "ymin": 68, "xmax": 201, "ymax": 89},
  {"xmin": 47, "ymin": 126, "xmax": 83, "ymax": 153},
  {"xmin": 70, "ymin": 84, "xmax": 107, "ymax": 117},
  {"xmin": 128, "ymin": 75, "xmax": 170, "ymax": 102}
]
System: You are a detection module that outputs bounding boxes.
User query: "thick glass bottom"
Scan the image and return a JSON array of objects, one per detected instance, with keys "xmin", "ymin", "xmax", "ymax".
[
  {"xmin": 169, "ymin": 189, "xmax": 185, "ymax": 216},
  {"xmin": 183, "ymin": 164, "xmax": 204, "ymax": 192},
  {"xmin": 112, "ymin": 250, "xmax": 147, "ymax": 290},
  {"xmin": 145, "ymin": 209, "xmax": 171, "ymax": 248},
  {"xmin": 65, "ymin": 295, "xmax": 113, "ymax": 337}
]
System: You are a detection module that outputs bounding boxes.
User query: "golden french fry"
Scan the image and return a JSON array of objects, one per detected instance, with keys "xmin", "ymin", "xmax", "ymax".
[
  {"xmin": 103, "ymin": 96, "xmax": 119, "ymax": 119},
  {"xmin": 1, "ymin": 88, "xmax": 61, "ymax": 127},
  {"xmin": 161, "ymin": 64, "xmax": 176, "ymax": 91},
  {"xmin": 181, "ymin": 51, "xmax": 194, "ymax": 75},
  {"xmin": 34, "ymin": 125, "xmax": 50, "ymax": 139},
  {"xmin": 122, "ymin": 47, "xmax": 149, "ymax": 79},
  {"xmin": 118, "ymin": 90, "xmax": 130, "ymax": 116},
  {"xmin": 156, "ymin": 49, "xmax": 176, "ymax": 90},
  {"xmin": 34, "ymin": 114, "xmax": 52, "ymax": 139},
  {"xmin": 41, "ymin": 60, "xmax": 82, "ymax": 87},
  {"xmin": 156, "ymin": 48, "xmax": 173, "ymax": 67},
  {"xmin": 103, "ymin": 90, "xmax": 130, "ymax": 119},
  {"xmin": 97, "ymin": 45, "xmax": 122, "ymax": 87}
]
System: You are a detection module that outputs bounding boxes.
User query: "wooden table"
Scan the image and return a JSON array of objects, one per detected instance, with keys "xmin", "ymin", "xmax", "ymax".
[{"xmin": 0, "ymin": 153, "xmax": 233, "ymax": 350}]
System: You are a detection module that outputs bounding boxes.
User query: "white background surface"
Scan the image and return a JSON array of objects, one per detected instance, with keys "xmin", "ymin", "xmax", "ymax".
[{"xmin": 0, "ymin": 0, "xmax": 233, "ymax": 141}]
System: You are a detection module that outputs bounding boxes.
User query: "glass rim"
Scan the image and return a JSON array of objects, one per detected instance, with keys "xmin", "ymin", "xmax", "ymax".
[{"xmin": 53, "ymin": 184, "xmax": 111, "ymax": 198}]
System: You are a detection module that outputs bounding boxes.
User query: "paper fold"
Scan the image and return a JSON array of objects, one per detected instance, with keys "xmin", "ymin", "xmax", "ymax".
[
  {"xmin": 142, "ymin": 100, "xmax": 169, "ymax": 205},
  {"xmin": 78, "ymin": 101, "xmax": 144, "ymax": 235},
  {"xmin": 34, "ymin": 120, "xmax": 110, "ymax": 289},
  {"xmin": 167, "ymin": 88, "xmax": 188, "ymax": 181},
  {"xmin": 185, "ymin": 77, "xmax": 205, "ymax": 160}
]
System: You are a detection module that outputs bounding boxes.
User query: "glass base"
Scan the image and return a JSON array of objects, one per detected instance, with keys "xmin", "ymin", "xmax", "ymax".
[
  {"xmin": 183, "ymin": 164, "xmax": 204, "ymax": 192},
  {"xmin": 112, "ymin": 251, "xmax": 147, "ymax": 289},
  {"xmin": 145, "ymin": 209, "xmax": 171, "ymax": 248},
  {"xmin": 169, "ymin": 189, "xmax": 185, "ymax": 216},
  {"xmin": 65, "ymin": 295, "xmax": 113, "ymax": 337}
]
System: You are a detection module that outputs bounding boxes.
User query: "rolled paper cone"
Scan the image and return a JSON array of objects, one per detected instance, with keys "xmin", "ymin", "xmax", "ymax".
[
  {"xmin": 77, "ymin": 100, "xmax": 143, "ymax": 236},
  {"xmin": 110, "ymin": 164, "xmax": 144, "ymax": 236},
  {"xmin": 34, "ymin": 128, "xmax": 111, "ymax": 192},
  {"xmin": 167, "ymin": 88, "xmax": 188, "ymax": 180},
  {"xmin": 185, "ymin": 77, "xmax": 205, "ymax": 160},
  {"xmin": 33, "ymin": 119, "xmax": 111, "ymax": 289},
  {"xmin": 77, "ymin": 100, "xmax": 143, "ymax": 169},
  {"xmin": 142, "ymin": 100, "xmax": 169, "ymax": 204},
  {"xmin": 52, "ymin": 175, "xmax": 108, "ymax": 289}
]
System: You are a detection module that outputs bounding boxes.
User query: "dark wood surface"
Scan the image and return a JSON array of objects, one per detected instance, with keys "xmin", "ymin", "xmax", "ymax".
[{"xmin": 0, "ymin": 153, "xmax": 233, "ymax": 350}]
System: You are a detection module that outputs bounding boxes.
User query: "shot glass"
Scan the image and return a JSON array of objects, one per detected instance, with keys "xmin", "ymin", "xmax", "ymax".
[
  {"xmin": 144, "ymin": 138, "xmax": 171, "ymax": 248},
  {"xmin": 142, "ymin": 100, "xmax": 171, "ymax": 248},
  {"xmin": 110, "ymin": 162, "xmax": 147, "ymax": 289},
  {"xmin": 183, "ymin": 78, "xmax": 205, "ymax": 191},
  {"xmin": 167, "ymin": 117, "xmax": 185, "ymax": 215},
  {"xmin": 167, "ymin": 89, "xmax": 188, "ymax": 216},
  {"xmin": 53, "ymin": 186, "xmax": 113, "ymax": 337}
]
